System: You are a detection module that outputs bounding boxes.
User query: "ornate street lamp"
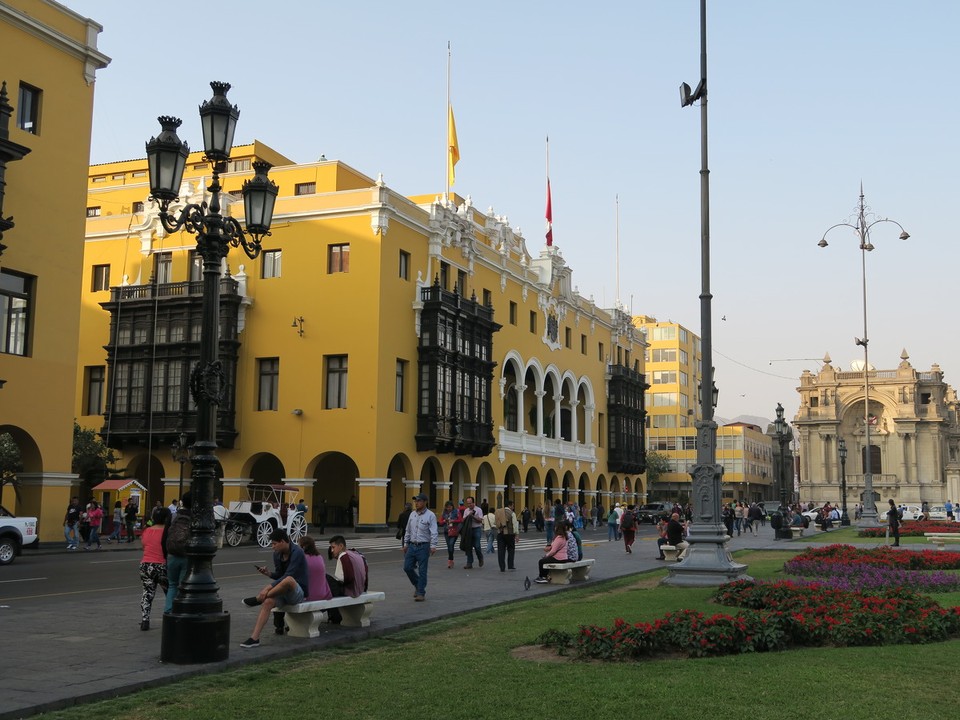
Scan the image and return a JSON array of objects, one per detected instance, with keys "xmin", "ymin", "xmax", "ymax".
[
  {"xmin": 147, "ymin": 81, "xmax": 277, "ymax": 664},
  {"xmin": 818, "ymin": 186, "xmax": 908, "ymax": 528},
  {"xmin": 663, "ymin": 0, "xmax": 749, "ymax": 587},
  {"xmin": 838, "ymin": 437, "xmax": 850, "ymax": 525},
  {"xmin": 773, "ymin": 403, "xmax": 792, "ymax": 540},
  {"xmin": 171, "ymin": 432, "xmax": 190, "ymax": 502}
]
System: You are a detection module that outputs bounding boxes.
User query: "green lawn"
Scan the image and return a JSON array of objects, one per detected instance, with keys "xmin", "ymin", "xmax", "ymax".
[{"xmin": 46, "ymin": 551, "xmax": 960, "ymax": 720}]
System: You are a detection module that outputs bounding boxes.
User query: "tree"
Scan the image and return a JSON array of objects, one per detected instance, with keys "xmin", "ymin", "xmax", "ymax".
[
  {"xmin": 643, "ymin": 450, "xmax": 672, "ymax": 486},
  {"xmin": 0, "ymin": 432, "xmax": 23, "ymax": 499},
  {"xmin": 72, "ymin": 422, "xmax": 116, "ymax": 487}
]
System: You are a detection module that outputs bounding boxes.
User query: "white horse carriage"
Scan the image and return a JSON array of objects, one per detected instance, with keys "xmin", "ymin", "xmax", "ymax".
[{"xmin": 214, "ymin": 484, "xmax": 307, "ymax": 548}]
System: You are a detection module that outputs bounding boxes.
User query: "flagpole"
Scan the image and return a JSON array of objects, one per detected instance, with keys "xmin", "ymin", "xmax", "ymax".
[
  {"xmin": 615, "ymin": 194, "xmax": 621, "ymax": 308},
  {"xmin": 446, "ymin": 41, "xmax": 451, "ymax": 203},
  {"xmin": 545, "ymin": 135, "xmax": 552, "ymax": 247}
]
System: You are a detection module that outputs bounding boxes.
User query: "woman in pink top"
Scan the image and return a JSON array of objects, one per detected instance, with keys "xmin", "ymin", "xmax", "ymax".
[
  {"xmin": 85, "ymin": 501, "xmax": 104, "ymax": 550},
  {"xmin": 298, "ymin": 536, "xmax": 332, "ymax": 601},
  {"xmin": 534, "ymin": 519, "xmax": 570, "ymax": 583},
  {"xmin": 268, "ymin": 535, "xmax": 332, "ymax": 636},
  {"xmin": 138, "ymin": 507, "xmax": 170, "ymax": 631}
]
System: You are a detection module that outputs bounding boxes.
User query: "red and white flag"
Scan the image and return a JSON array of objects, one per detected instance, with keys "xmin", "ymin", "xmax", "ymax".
[{"xmin": 545, "ymin": 178, "xmax": 553, "ymax": 246}]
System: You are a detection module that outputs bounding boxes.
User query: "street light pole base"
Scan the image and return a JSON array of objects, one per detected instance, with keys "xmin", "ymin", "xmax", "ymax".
[
  {"xmin": 661, "ymin": 542, "xmax": 752, "ymax": 588},
  {"xmin": 160, "ymin": 611, "xmax": 230, "ymax": 664}
]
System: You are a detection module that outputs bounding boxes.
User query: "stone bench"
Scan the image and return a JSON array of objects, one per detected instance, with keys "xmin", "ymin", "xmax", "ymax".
[
  {"xmin": 923, "ymin": 533, "xmax": 960, "ymax": 551},
  {"xmin": 660, "ymin": 543, "xmax": 691, "ymax": 562},
  {"xmin": 541, "ymin": 559, "xmax": 595, "ymax": 585},
  {"xmin": 790, "ymin": 526, "xmax": 805, "ymax": 539},
  {"xmin": 272, "ymin": 591, "xmax": 385, "ymax": 637}
]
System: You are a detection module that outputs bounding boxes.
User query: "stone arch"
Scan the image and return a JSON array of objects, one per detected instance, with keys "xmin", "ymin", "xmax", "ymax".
[
  {"xmin": 524, "ymin": 465, "xmax": 541, "ymax": 511},
  {"xmin": 419, "ymin": 456, "xmax": 443, "ymax": 508},
  {"xmin": 451, "ymin": 458, "xmax": 472, "ymax": 504},
  {"xmin": 561, "ymin": 470, "xmax": 575, "ymax": 503},
  {"xmin": 544, "ymin": 468, "xmax": 559, "ymax": 503},
  {"xmin": 523, "ymin": 361, "xmax": 544, "ymax": 435},
  {"xmin": 578, "ymin": 471, "xmax": 591, "ymax": 508},
  {"xmin": 126, "ymin": 452, "xmax": 173, "ymax": 513},
  {"xmin": 501, "ymin": 353, "xmax": 524, "ymax": 433},
  {"xmin": 0, "ymin": 425, "xmax": 42, "ymax": 473},
  {"xmin": 385, "ymin": 453, "xmax": 414, "ymax": 525},
  {"xmin": 477, "ymin": 461, "xmax": 495, "ymax": 506},
  {"xmin": 310, "ymin": 451, "xmax": 360, "ymax": 527},
  {"xmin": 245, "ymin": 453, "xmax": 286, "ymax": 485}
]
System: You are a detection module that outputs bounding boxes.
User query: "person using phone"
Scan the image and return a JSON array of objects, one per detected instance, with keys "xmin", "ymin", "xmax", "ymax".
[{"xmin": 239, "ymin": 528, "xmax": 309, "ymax": 649}]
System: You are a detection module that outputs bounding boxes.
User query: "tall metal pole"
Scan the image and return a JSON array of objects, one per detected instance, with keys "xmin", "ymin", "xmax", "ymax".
[
  {"xmin": 664, "ymin": 0, "xmax": 749, "ymax": 586},
  {"xmin": 839, "ymin": 438, "xmax": 849, "ymax": 525},
  {"xmin": 818, "ymin": 187, "xmax": 909, "ymax": 529},
  {"xmin": 858, "ymin": 208, "xmax": 877, "ymax": 526}
]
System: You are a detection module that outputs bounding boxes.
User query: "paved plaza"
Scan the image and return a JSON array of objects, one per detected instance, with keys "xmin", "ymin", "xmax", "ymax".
[{"xmin": 0, "ymin": 524, "xmax": 868, "ymax": 719}]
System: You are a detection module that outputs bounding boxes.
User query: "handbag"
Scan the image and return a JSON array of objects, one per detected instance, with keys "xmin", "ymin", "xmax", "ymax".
[{"xmin": 446, "ymin": 524, "xmax": 459, "ymax": 538}]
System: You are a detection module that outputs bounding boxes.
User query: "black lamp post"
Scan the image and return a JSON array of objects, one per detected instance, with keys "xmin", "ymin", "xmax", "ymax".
[
  {"xmin": 773, "ymin": 403, "xmax": 793, "ymax": 540},
  {"xmin": 838, "ymin": 438, "xmax": 850, "ymax": 526},
  {"xmin": 817, "ymin": 186, "xmax": 908, "ymax": 528},
  {"xmin": 171, "ymin": 432, "xmax": 189, "ymax": 502},
  {"xmin": 663, "ymin": 0, "xmax": 748, "ymax": 587},
  {"xmin": 147, "ymin": 81, "xmax": 277, "ymax": 664}
]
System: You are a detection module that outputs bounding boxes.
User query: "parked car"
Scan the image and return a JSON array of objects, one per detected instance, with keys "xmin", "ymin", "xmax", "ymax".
[
  {"xmin": 896, "ymin": 505, "xmax": 923, "ymax": 521},
  {"xmin": 0, "ymin": 505, "xmax": 39, "ymax": 565},
  {"xmin": 927, "ymin": 506, "xmax": 949, "ymax": 521},
  {"xmin": 636, "ymin": 502, "xmax": 671, "ymax": 524}
]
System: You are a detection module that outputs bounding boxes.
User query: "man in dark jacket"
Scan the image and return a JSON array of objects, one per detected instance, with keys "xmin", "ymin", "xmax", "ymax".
[{"xmin": 240, "ymin": 529, "xmax": 308, "ymax": 648}]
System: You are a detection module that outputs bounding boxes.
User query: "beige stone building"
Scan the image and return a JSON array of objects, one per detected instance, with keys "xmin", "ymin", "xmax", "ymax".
[{"xmin": 794, "ymin": 351, "xmax": 960, "ymax": 507}]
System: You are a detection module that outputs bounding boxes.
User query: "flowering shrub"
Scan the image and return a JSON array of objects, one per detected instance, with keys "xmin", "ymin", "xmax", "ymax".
[
  {"xmin": 786, "ymin": 544, "xmax": 960, "ymax": 571},
  {"xmin": 858, "ymin": 520, "xmax": 960, "ymax": 538},
  {"xmin": 536, "ymin": 577, "xmax": 960, "ymax": 660},
  {"xmin": 783, "ymin": 545, "xmax": 960, "ymax": 592}
]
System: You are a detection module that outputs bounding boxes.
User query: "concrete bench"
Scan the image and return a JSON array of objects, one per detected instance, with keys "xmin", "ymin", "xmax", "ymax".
[
  {"xmin": 541, "ymin": 559, "xmax": 595, "ymax": 585},
  {"xmin": 790, "ymin": 526, "xmax": 804, "ymax": 539},
  {"xmin": 272, "ymin": 591, "xmax": 385, "ymax": 637},
  {"xmin": 923, "ymin": 533, "xmax": 960, "ymax": 551},
  {"xmin": 661, "ymin": 544, "xmax": 690, "ymax": 562}
]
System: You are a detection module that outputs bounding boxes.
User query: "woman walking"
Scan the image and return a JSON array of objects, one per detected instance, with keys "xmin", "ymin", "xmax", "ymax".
[
  {"xmin": 106, "ymin": 501, "xmax": 124, "ymax": 543},
  {"xmin": 85, "ymin": 501, "xmax": 103, "ymax": 550},
  {"xmin": 439, "ymin": 501, "xmax": 461, "ymax": 569},
  {"xmin": 138, "ymin": 507, "xmax": 170, "ymax": 631}
]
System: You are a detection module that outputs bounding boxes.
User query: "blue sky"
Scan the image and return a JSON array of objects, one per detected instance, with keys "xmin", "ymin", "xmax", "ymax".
[{"xmin": 65, "ymin": 0, "xmax": 960, "ymax": 424}]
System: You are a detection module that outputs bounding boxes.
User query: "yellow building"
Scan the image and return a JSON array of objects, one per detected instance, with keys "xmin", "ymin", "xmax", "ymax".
[
  {"xmin": 78, "ymin": 143, "xmax": 650, "ymax": 530},
  {"xmin": 0, "ymin": 0, "xmax": 109, "ymax": 540},
  {"xmin": 635, "ymin": 316, "xmax": 774, "ymax": 502}
]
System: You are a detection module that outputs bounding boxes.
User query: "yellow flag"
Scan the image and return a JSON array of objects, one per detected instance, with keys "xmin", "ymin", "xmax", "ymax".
[{"xmin": 448, "ymin": 104, "xmax": 460, "ymax": 186}]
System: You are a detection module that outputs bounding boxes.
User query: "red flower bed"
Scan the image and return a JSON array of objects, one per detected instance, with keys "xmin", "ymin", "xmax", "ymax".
[
  {"xmin": 859, "ymin": 520, "xmax": 960, "ymax": 538},
  {"xmin": 789, "ymin": 544, "xmax": 960, "ymax": 571},
  {"xmin": 536, "ymin": 578, "xmax": 960, "ymax": 660}
]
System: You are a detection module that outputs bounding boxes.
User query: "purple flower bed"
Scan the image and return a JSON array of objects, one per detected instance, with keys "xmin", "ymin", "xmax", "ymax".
[{"xmin": 785, "ymin": 559, "xmax": 960, "ymax": 592}]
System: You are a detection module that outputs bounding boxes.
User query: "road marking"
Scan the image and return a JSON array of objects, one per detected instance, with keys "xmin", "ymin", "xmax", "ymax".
[{"xmin": 0, "ymin": 577, "xmax": 46, "ymax": 584}]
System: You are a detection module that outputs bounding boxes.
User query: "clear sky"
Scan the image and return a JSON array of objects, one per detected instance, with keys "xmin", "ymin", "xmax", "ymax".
[{"xmin": 64, "ymin": 0, "xmax": 960, "ymax": 426}]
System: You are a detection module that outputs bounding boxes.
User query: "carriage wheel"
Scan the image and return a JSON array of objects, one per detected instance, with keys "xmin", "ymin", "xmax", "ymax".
[
  {"xmin": 288, "ymin": 514, "xmax": 307, "ymax": 543},
  {"xmin": 225, "ymin": 521, "xmax": 245, "ymax": 547},
  {"xmin": 256, "ymin": 520, "xmax": 275, "ymax": 548}
]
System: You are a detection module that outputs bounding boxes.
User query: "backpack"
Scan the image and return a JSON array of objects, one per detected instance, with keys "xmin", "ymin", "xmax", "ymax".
[
  {"xmin": 348, "ymin": 548, "xmax": 369, "ymax": 592},
  {"xmin": 165, "ymin": 513, "xmax": 191, "ymax": 556},
  {"xmin": 621, "ymin": 510, "xmax": 635, "ymax": 530}
]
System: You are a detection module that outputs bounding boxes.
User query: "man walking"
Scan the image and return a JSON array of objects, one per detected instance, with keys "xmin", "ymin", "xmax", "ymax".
[
  {"xmin": 402, "ymin": 493, "xmax": 437, "ymax": 601},
  {"xmin": 495, "ymin": 499, "xmax": 517, "ymax": 572},
  {"xmin": 460, "ymin": 496, "xmax": 484, "ymax": 568},
  {"xmin": 63, "ymin": 497, "xmax": 80, "ymax": 550},
  {"xmin": 124, "ymin": 499, "xmax": 138, "ymax": 542}
]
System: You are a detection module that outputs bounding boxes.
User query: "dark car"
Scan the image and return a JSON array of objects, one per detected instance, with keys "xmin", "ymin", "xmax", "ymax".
[{"xmin": 636, "ymin": 502, "xmax": 671, "ymax": 524}]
